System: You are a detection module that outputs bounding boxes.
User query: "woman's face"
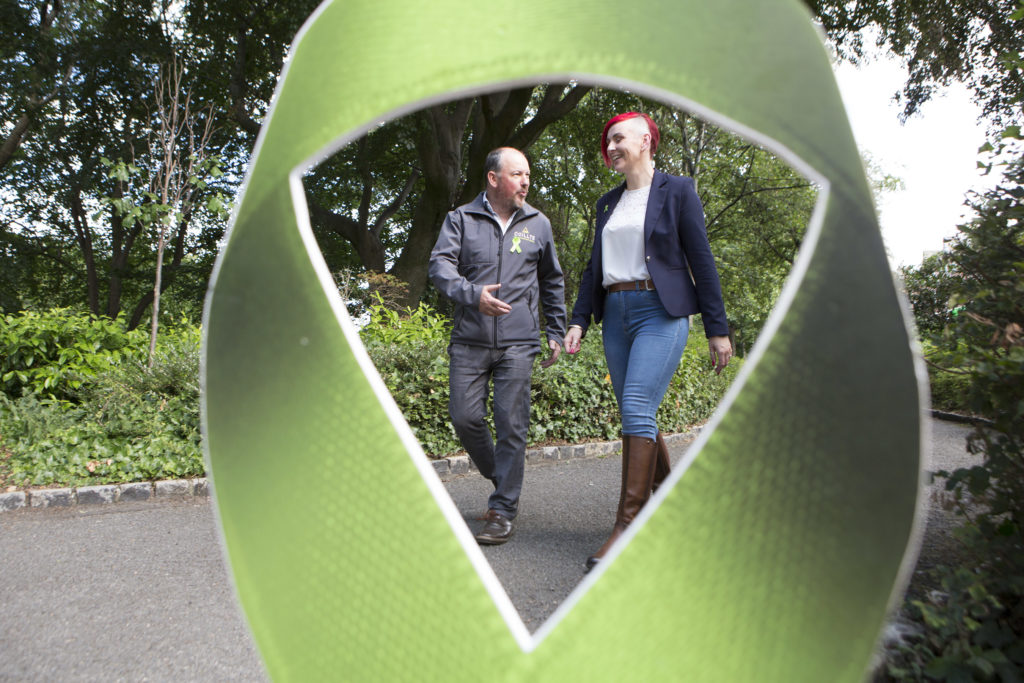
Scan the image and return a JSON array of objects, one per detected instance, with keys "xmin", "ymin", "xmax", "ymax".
[{"xmin": 605, "ymin": 118, "xmax": 651, "ymax": 174}]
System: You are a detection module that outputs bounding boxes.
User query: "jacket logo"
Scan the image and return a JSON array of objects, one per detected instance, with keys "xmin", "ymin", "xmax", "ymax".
[{"xmin": 509, "ymin": 226, "xmax": 535, "ymax": 254}]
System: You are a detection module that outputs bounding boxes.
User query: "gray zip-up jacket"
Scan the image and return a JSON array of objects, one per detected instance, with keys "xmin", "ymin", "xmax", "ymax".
[{"xmin": 429, "ymin": 193, "xmax": 566, "ymax": 349}]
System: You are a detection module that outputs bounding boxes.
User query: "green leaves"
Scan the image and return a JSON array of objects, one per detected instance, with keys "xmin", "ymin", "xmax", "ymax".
[
  {"xmin": 0, "ymin": 307, "xmax": 736, "ymax": 489},
  {"xmin": 0, "ymin": 309, "xmax": 144, "ymax": 401},
  {"xmin": 0, "ymin": 317, "xmax": 203, "ymax": 489},
  {"xmin": 894, "ymin": 562, "xmax": 1024, "ymax": 681},
  {"xmin": 356, "ymin": 306, "xmax": 737, "ymax": 455},
  {"xmin": 894, "ymin": 145, "xmax": 1024, "ymax": 681},
  {"xmin": 0, "ymin": 391, "xmax": 204, "ymax": 488},
  {"xmin": 359, "ymin": 297, "xmax": 449, "ymax": 347}
]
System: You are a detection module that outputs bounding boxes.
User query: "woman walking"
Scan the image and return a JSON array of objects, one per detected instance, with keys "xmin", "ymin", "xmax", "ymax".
[{"xmin": 564, "ymin": 112, "xmax": 732, "ymax": 571}]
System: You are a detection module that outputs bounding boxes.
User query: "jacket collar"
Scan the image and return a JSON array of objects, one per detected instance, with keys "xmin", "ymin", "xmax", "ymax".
[
  {"xmin": 465, "ymin": 191, "xmax": 539, "ymax": 223},
  {"xmin": 643, "ymin": 170, "xmax": 670, "ymax": 241}
]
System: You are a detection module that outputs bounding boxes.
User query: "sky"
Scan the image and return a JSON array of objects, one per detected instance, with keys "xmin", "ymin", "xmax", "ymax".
[{"xmin": 832, "ymin": 56, "xmax": 997, "ymax": 268}]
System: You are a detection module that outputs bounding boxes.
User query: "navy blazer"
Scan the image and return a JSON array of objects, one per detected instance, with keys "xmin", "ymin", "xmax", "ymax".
[{"xmin": 569, "ymin": 170, "xmax": 729, "ymax": 338}]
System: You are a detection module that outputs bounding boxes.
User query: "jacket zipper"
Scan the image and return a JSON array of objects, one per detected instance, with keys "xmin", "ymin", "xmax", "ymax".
[{"xmin": 494, "ymin": 219, "xmax": 505, "ymax": 349}]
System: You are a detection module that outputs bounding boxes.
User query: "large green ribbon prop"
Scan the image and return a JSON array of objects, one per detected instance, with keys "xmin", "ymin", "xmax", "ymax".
[{"xmin": 203, "ymin": 0, "xmax": 925, "ymax": 679}]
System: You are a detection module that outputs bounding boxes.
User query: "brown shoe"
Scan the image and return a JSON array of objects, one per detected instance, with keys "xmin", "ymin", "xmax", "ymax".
[
  {"xmin": 475, "ymin": 509, "xmax": 513, "ymax": 545},
  {"xmin": 586, "ymin": 435, "xmax": 658, "ymax": 571}
]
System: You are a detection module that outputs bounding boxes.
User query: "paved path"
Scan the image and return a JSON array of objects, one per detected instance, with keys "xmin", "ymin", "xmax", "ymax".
[
  {"xmin": 0, "ymin": 500, "xmax": 266, "ymax": 682},
  {"xmin": 0, "ymin": 420, "xmax": 976, "ymax": 681}
]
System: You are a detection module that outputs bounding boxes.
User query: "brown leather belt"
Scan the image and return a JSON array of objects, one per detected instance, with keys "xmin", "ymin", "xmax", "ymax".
[{"xmin": 607, "ymin": 279, "xmax": 656, "ymax": 293}]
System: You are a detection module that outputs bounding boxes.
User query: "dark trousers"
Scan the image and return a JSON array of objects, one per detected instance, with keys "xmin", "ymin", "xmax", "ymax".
[{"xmin": 448, "ymin": 343, "xmax": 537, "ymax": 518}]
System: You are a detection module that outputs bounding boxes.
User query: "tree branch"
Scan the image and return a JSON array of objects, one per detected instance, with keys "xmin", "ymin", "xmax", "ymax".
[
  {"xmin": 309, "ymin": 199, "xmax": 387, "ymax": 272},
  {"xmin": 509, "ymin": 84, "xmax": 591, "ymax": 150},
  {"xmin": 0, "ymin": 60, "xmax": 73, "ymax": 171},
  {"xmin": 371, "ymin": 168, "xmax": 421, "ymax": 238},
  {"xmin": 705, "ymin": 182, "xmax": 813, "ymax": 234}
]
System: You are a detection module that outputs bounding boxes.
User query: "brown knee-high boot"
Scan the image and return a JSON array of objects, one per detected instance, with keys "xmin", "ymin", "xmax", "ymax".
[
  {"xmin": 586, "ymin": 435, "xmax": 658, "ymax": 571},
  {"xmin": 652, "ymin": 432, "xmax": 671, "ymax": 493},
  {"xmin": 613, "ymin": 431, "xmax": 670, "ymax": 493}
]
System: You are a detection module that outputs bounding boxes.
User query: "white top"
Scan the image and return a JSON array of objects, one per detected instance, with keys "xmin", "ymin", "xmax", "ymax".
[{"xmin": 601, "ymin": 184, "xmax": 652, "ymax": 287}]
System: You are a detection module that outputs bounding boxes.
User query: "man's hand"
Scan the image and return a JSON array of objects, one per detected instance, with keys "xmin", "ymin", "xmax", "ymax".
[
  {"xmin": 479, "ymin": 283, "xmax": 511, "ymax": 316},
  {"xmin": 540, "ymin": 338, "xmax": 561, "ymax": 368},
  {"xmin": 564, "ymin": 326, "xmax": 583, "ymax": 355},
  {"xmin": 708, "ymin": 335, "xmax": 732, "ymax": 375}
]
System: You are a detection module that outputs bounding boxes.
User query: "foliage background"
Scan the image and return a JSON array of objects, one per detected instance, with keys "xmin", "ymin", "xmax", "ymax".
[
  {"xmin": 5, "ymin": 0, "xmax": 1023, "ymax": 677},
  {"xmin": 886, "ymin": 136, "xmax": 1024, "ymax": 681},
  {"xmin": 0, "ymin": 306, "xmax": 739, "ymax": 489}
]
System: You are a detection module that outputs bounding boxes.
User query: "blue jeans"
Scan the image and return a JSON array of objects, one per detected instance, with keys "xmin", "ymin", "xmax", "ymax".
[{"xmin": 602, "ymin": 290, "xmax": 689, "ymax": 439}]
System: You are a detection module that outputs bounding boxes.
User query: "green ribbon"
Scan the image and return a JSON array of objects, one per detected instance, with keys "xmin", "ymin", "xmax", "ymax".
[
  {"xmin": 203, "ymin": 0, "xmax": 924, "ymax": 680},
  {"xmin": 510, "ymin": 236, "xmax": 522, "ymax": 254}
]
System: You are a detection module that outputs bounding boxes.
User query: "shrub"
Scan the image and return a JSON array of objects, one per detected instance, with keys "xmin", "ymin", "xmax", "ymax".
[
  {"xmin": 882, "ymin": 145, "xmax": 1024, "ymax": 680},
  {"xmin": 919, "ymin": 339, "xmax": 974, "ymax": 414},
  {"xmin": 0, "ymin": 305, "xmax": 739, "ymax": 487},
  {"xmin": 359, "ymin": 296, "xmax": 450, "ymax": 347},
  {"xmin": 361, "ymin": 305, "xmax": 742, "ymax": 456},
  {"xmin": 0, "ymin": 309, "xmax": 147, "ymax": 401},
  {"xmin": 0, "ymin": 390, "xmax": 203, "ymax": 488},
  {"xmin": 364, "ymin": 335, "xmax": 457, "ymax": 457},
  {"xmin": 0, "ymin": 320, "xmax": 203, "ymax": 488},
  {"xmin": 529, "ymin": 335, "xmax": 621, "ymax": 444}
]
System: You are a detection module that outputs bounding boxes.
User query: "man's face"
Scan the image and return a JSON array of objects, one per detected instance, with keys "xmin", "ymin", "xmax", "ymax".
[{"xmin": 487, "ymin": 150, "xmax": 530, "ymax": 214}]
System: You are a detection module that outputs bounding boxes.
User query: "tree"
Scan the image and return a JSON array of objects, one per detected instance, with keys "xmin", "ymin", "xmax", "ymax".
[
  {"xmin": 525, "ymin": 89, "xmax": 817, "ymax": 353},
  {"xmin": 899, "ymin": 253, "xmax": 960, "ymax": 338},
  {"xmin": 303, "ymin": 84, "xmax": 591, "ymax": 306},
  {"xmin": 182, "ymin": 0, "xmax": 321, "ymax": 144},
  {"xmin": 99, "ymin": 57, "xmax": 225, "ymax": 362},
  {"xmin": 0, "ymin": 0, "xmax": 77, "ymax": 171},
  {"xmin": 1, "ymin": 0, "xmax": 235, "ymax": 324},
  {"xmin": 887, "ymin": 139, "xmax": 1024, "ymax": 680},
  {"xmin": 302, "ymin": 83, "xmax": 818, "ymax": 351},
  {"xmin": 507, "ymin": 87, "xmax": 632, "ymax": 304},
  {"xmin": 0, "ymin": 0, "xmax": 852, "ymax": 330},
  {"xmin": 666, "ymin": 112, "xmax": 816, "ymax": 353},
  {"xmin": 805, "ymin": 0, "xmax": 1024, "ymax": 129}
]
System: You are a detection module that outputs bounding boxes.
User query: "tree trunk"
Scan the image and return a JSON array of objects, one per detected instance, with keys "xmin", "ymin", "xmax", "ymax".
[
  {"xmin": 106, "ymin": 206, "xmax": 126, "ymax": 319},
  {"xmin": 68, "ymin": 188, "xmax": 100, "ymax": 316},
  {"xmin": 390, "ymin": 102, "xmax": 473, "ymax": 306},
  {"xmin": 0, "ymin": 113, "xmax": 33, "ymax": 173},
  {"xmin": 392, "ymin": 178, "xmax": 456, "ymax": 305},
  {"xmin": 308, "ymin": 201, "xmax": 388, "ymax": 273},
  {"xmin": 104, "ymin": 211, "xmax": 144, "ymax": 319},
  {"xmin": 127, "ymin": 210, "xmax": 193, "ymax": 330},
  {"xmin": 148, "ymin": 224, "xmax": 168, "ymax": 367}
]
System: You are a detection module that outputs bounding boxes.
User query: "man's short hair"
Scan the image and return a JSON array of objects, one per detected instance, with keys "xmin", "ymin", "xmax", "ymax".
[{"xmin": 483, "ymin": 148, "xmax": 506, "ymax": 179}]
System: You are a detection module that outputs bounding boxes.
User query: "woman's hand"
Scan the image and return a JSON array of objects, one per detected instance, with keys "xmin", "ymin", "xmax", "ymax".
[
  {"xmin": 708, "ymin": 335, "xmax": 732, "ymax": 375},
  {"xmin": 564, "ymin": 326, "xmax": 583, "ymax": 354}
]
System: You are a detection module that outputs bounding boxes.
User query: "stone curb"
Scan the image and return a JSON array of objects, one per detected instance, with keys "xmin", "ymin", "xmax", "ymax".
[
  {"xmin": 429, "ymin": 429, "xmax": 700, "ymax": 481},
  {"xmin": 0, "ymin": 478, "xmax": 210, "ymax": 514},
  {"xmin": 930, "ymin": 409, "xmax": 994, "ymax": 427},
  {"xmin": 1, "ymin": 428, "xmax": 703, "ymax": 514}
]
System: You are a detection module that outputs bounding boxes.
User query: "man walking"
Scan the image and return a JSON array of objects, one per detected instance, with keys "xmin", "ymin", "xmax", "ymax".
[{"xmin": 429, "ymin": 147, "xmax": 566, "ymax": 545}]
